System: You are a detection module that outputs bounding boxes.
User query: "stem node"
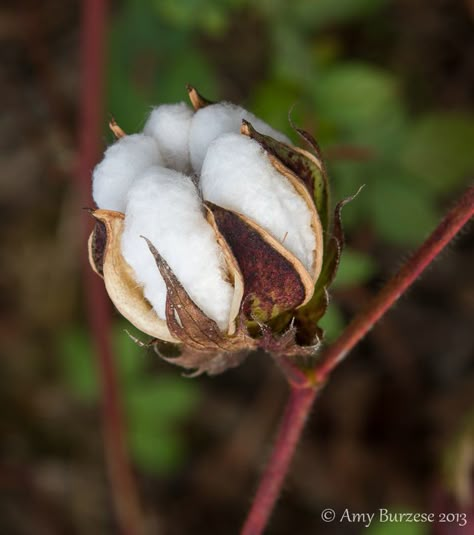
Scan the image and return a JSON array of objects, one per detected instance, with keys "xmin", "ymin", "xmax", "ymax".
[{"xmin": 241, "ymin": 185, "xmax": 473, "ymax": 535}]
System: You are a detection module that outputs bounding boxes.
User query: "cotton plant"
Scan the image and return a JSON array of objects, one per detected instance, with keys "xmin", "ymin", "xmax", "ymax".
[{"xmin": 88, "ymin": 86, "xmax": 349, "ymax": 375}]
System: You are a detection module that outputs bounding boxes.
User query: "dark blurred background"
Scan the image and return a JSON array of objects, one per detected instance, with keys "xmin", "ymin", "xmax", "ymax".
[{"xmin": 1, "ymin": 0, "xmax": 473, "ymax": 533}]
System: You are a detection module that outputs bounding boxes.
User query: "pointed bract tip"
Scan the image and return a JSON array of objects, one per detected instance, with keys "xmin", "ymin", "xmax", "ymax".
[
  {"xmin": 240, "ymin": 119, "xmax": 253, "ymax": 136},
  {"xmin": 108, "ymin": 115, "xmax": 126, "ymax": 139},
  {"xmin": 186, "ymin": 84, "xmax": 213, "ymax": 110}
]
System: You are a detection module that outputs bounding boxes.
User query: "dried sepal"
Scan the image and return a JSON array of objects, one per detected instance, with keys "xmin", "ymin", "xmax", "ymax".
[
  {"xmin": 293, "ymin": 288, "xmax": 329, "ymax": 346},
  {"xmin": 130, "ymin": 334, "xmax": 249, "ymax": 377},
  {"xmin": 205, "ymin": 203, "xmax": 314, "ymax": 322},
  {"xmin": 258, "ymin": 321, "xmax": 320, "ymax": 358},
  {"xmin": 143, "ymin": 237, "xmax": 255, "ymax": 352},
  {"xmin": 186, "ymin": 84, "xmax": 213, "ymax": 111},
  {"xmin": 204, "ymin": 207, "xmax": 245, "ymax": 336},
  {"xmin": 294, "ymin": 189, "xmax": 363, "ymax": 344},
  {"xmin": 156, "ymin": 346, "xmax": 249, "ymax": 377},
  {"xmin": 88, "ymin": 217, "xmax": 107, "ymax": 277},
  {"xmin": 318, "ymin": 188, "xmax": 364, "ymax": 289},
  {"xmin": 88, "ymin": 209, "xmax": 179, "ymax": 343},
  {"xmin": 241, "ymin": 119, "xmax": 330, "ymax": 233}
]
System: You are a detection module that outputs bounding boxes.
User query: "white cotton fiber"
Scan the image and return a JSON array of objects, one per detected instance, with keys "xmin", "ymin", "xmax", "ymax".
[
  {"xmin": 92, "ymin": 134, "xmax": 163, "ymax": 212},
  {"xmin": 188, "ymin": 102, "xmax": 291, "ymax": 173},
  {"xmin": 200, "ymin": 134, "xmax": 315, "ymax": 271},
  {"xmin": 121, "ymin": 166, "xmax": 234, "ymax": 330},
  {"xmin": 143, "ymin": 102, "xmax": 194, "ymax": 173}
]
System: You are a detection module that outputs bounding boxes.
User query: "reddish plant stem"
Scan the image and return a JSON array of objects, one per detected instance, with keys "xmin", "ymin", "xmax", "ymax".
[
  {"xmin": 314, "ymin": 184, "xmax": 474, "ymax": 382},
  {"xmin": 241, "ymin": 386, "xmax": 317, "ymax": 535},
  {"xmin": 78, "ymin": 1, "xmax": 144, "ymax": 534},
  {"xmin": 241, "ymin": 185, "xmax": 473, "ymax": 535}
]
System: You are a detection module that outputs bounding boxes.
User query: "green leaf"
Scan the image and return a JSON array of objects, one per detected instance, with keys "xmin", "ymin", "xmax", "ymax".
[
  {"xmin": 370, "ymin": 175, "xmax": 439, "ymax": 246},
  {"xmin": 333, "ymin": 248, "xmax": 377, "ymax": 288},
  {"xmin": 151, "ymin": 0, "xmax": 245, "ymax": 34},
  {"xmin": 113, "ymin": 324, "xmax": 145, "ymax": 386},
  {"xmin": 153, "ymin": 48, "xmax": 217, "ymax": 105},
  {"xmin": 251, "ymin": 80, "xmax": 303, "ymax": 138},
  {"xmin": 126, "ymin": 376, "xmax": 200, "ymax": 427},
  {"xmin": 293, "ymin": 0, "xmax": 388, "ymax": 29},
  {"xmin": 58, "ymin": 326, "xmax": 98, "ymax": 402},
  {"xmin": 129, "ymin": 427, "xmax": 185, "ymax": 475},
  {"xmin": 313, "ymin": 63, "xmax": 407, "ymax": 156},
  {"xmin": 318, "ymin": 304, "xmax": 345, "ymax": 342},
  {"xmin": 270, "ymin": 22, "xmax": 316, "ymax": 84},
  {"xmin": 126, "ymin": 375, "xmax": 200, "ymax": 475},
  {"xmin": 314, "ymin": 63, "xmax": 399, "ymax": 128},
  {"xmin": 329, "ymin": 159, "xmax": 440, "ymax": 246},
  {"xmin": 107, "ymin": 0, "xmax": 217, "ymax": 132},
  {"xmin": 401, "ymin": 113, "xmax": 474, "ymax": 194},
  {"xmin": 366, "ymin": 513, "xmax": 429, "ymax": 535}
]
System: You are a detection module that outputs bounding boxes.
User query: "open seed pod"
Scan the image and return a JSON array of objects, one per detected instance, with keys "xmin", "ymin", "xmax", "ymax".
[{"xmin": 87, "ymin": 86, "xmax": 353, "ymax": 375}]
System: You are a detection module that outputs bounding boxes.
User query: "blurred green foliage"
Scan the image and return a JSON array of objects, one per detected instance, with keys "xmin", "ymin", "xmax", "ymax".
[
  {"xmin": 366, "ymin": 517, "xmax": 428, "ymax": 535},
  {"xmin": 104, "ymin": 0, "xmax": 473, "ymax": 349},
  {"xmin": 401, "ymin": 113, "xmax": 474, "ymax": 194},
  {"xmin": 59, "ymin": 323, "xmax": 200, "ymax": 474},
  {"xmin": 106, "ymin": 0, "xmax": 472, "ymax": 245},
  {"xmin": 93, "ymin": 0, "xmax": 474, "ymax": 462},
  {"xmin": 333, "ymin": 248, "xmax": 377, "ymax": 289}
]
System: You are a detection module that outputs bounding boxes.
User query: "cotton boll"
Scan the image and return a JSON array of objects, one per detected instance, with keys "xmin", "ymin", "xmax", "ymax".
[
  {"xmin": 189, "ymin": 102, "xmax": 291, "ymax": 173},
  {"xmin": 143, "ymin": 103, "xmax": 193, "ymax": 173},
  {"xmin": 201, "ymin": 133, "xmax": 315, "ymax": 271},
  {"xmin": 92, "ymin": 134, "xmax": 163, "ymax": 212},
  {"xmin": 121, "ymin": 166, "xmax": 234, "ymax": 330}
]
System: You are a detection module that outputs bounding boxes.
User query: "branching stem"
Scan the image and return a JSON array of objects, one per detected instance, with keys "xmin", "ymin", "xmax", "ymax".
[
  {"xmin": 241, "ymin": 385, "xmax": 317, "ymax": 535},
  {"xmin": 314, "ymin": 185, "xmax": 474, "ymax": 382},
  {"xmin": 241, "ymin": 185, "xmax": 473, "ymax": 535}
]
